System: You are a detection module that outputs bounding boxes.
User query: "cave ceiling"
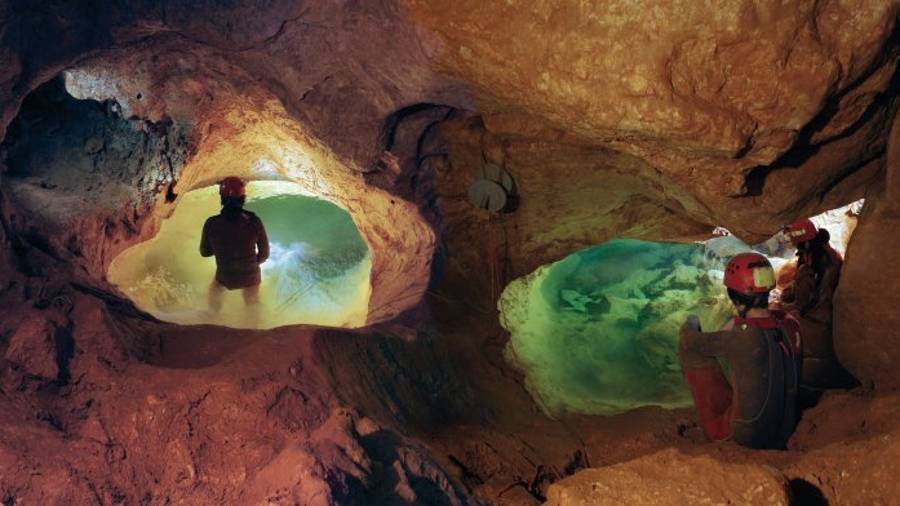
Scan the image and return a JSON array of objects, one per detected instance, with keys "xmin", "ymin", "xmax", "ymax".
[{"xmin": 1, "ymin": 0, "xmax": 899, "ymax": 267}]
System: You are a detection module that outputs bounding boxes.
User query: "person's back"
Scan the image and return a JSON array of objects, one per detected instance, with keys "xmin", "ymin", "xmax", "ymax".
[
  {"xmin": 201, "ymin": 208, "xmax": 268, "ymax": 289},
  {"xmin": 679, "ymin": 253, "xmax": 800, "ymax": 450},
  {"xmin": 199, "ymin": 176, "xmax": 269, "ymax": 315},
  {"xmin": 681, "ymin": 316, "xmax": 799, "ymax": 449}
]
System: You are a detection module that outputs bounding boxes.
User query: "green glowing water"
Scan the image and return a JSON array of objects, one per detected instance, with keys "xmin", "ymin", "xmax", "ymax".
[
  {"xmin": 108, "ymin": 182, "xmax": 371, "ymax": 329},
  {"xmin": 247, "ymin": 193, "xmax": 369, "ymax": 278},
  {"xmin": 499, "ymin": 239, "xmax": 738, "ymax": 416}
]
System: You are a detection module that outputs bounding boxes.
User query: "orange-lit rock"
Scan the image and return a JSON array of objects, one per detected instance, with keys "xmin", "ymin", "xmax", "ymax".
[
  {"xmin": 1, "ymin": 1, "xmax": 900, "ymax": 504},
  {"xmin": 546, "ymin": 448, "xmax": 790, "ymax": 506},
  {"xmin": 834, "ymin": 114, "xmax": 900, "ymax": 388},
  {"xmin": 407, "ymin": 0, "xmax": 899, "ymax": 241}
]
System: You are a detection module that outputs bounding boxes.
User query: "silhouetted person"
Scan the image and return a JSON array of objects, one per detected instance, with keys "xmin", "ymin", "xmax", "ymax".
[
  {"xmin": 200, "ymin": 177, "xmax": 269, "ymax": 318},
  {"xmin": 679, "ymin": 253, "xmax": 800, "ymax": 449}
]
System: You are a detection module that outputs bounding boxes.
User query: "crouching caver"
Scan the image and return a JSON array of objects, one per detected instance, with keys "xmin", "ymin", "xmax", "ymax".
[
  {"xmin": 679, "ymin": 252, "xmax": 801, "ymax": 449},
  {"xmin": 780, "ymin": 219, "xmax": 852, "ymax": 388},
  {"xmin": 200, "ymin": 177, "xmax": 270, "ymax": 315}
]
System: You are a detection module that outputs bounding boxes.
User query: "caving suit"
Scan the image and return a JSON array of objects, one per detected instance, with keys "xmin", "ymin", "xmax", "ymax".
[
  {"xmin": 679, "ymin": 315, "xmax": 800, "ymax": 449},
  {"xmin": 200, "ymin": 208, "xmax": 269, "ymax": 289},
  {"xmin": 781, "ymin": 245, "xmax": 845, "ymax": 387}
]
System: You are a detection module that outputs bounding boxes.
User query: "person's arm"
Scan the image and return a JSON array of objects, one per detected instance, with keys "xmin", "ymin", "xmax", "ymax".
[
  {"xmin": 818, "ymin": 263, "xmax": 840, "ymax": 301},
  {"xmin": 793, "ymin": 265, "xmax": 818, "ymax": 314},
  {"xmin": 680, "ymin": 319, "xmax": 739, "ymax": 361},
  {"xmin": 200, "ymin": 218, "xmax": 214, "ymax": 257},
  {"xmin": 781, "ymin": 283, "xmax": 796, "ymax": 304},
  {"xmin": 255, "ymin": 216, "xmax": 269, "ymax": 264}
]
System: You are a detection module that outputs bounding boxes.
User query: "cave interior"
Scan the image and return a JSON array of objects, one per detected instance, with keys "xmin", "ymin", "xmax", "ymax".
[{"xmin": 1, "ymin": 2, "xmax": 900, "ymax": 505}]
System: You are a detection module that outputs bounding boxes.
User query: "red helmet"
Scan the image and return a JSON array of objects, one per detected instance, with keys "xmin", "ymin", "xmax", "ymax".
[
  {"xmin": 724, "ymin": 252, "xmax": 775, "ymax": 294},
  {"xmin": 784, "ymin": 219, "xmax": 817, "ymax": 246},
  {"xmin": 219, "ymin": 176, "xmax": 246, "ymax": 198}
]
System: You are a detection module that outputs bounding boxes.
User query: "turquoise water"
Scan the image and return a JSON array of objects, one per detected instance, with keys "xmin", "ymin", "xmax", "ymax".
[
  {"xmin": 108, "ymin": 182, "xmax": 372, "ymax": 329},
  {"xmin": 247, "ymin": 194, "xmax": 369, "ymax": 278},
  {"xmin": 499, "ymin": 239, "xmax": 738, "ymax": 416}
]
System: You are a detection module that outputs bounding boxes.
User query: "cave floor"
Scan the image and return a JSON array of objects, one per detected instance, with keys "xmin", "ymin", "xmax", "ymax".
[
  {"xmin": 1, "ymin": 287, "xmax": 899, "ymax": 504},
  {"xmin": 416, "ymin": 294, "xmax": 900, "ymax": 504}
]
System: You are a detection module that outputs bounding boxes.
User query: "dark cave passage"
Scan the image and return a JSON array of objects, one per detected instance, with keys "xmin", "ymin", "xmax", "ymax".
[{"xmin": 0, "ymin": 75, "xmax": 189, "ymax": 224}]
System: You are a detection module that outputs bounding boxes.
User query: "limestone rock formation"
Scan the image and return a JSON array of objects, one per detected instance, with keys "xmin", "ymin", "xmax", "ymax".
[
  {"xmin": 834, "ymin": 114, "xmax": 900, "ymax": 388},
  {"xmin": 1, "ymin": 1, "xmax": 900, "ymax": 504},
  {"xmin": 545, "ymin": 448, "xmax": 790, "ymax": 506},
  {"xmin": 0, "ymin": 290, "xmax": 476, "ymax": 505},
  {"xmin": 407, "ymin": 0, "xmax": 900, "ymax": 241},
  {"xmin": 787, "ymin": 391, "xmax": 900, "ymax": 504}
]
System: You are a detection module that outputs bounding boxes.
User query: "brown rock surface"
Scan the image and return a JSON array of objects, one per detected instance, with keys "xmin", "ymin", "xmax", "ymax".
[
  {"xmin": 1, "ymin": 1, "xmax": 898, "ymax": 278},
  {"xmin": 1, "ymin": 2, "xmax": 900, "ymax": 504},
  {"xmin": 4, "ymin": 312, "xmax": 61, "ymax": 381},
  {"xmin": 834, "ymin": 115, "xmax": 900, "ymax": 388},
  {"xmin": 545, "ymin": 448, "xmax": 789, "ymax": 506},
  {"xmin": 0, "ymin": 291, "xmax": 477, "ymax": 505},
  {"xmin": 789, "ymin": 427, "xmax": 900, "ymax": 506},
  {"xmin": 407, "ymin": 0, "xmax": 900, "ymax": 240}
]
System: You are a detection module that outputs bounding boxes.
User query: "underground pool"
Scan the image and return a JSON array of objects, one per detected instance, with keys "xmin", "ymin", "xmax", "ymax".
[
  {"xmin": 107, "ymin": 181, "xmax": 372, "ymax": 329},
  {"xmin": 499, "ymin": 239, "xmax": 741, "ymax": 416}
]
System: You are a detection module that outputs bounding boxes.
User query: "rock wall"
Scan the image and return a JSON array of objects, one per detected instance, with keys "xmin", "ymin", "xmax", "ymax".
[
  {"xmin": 406, "ymin": 0, "xmax": 900, "ymax": 241},
  {"xmin": 1, "ymin": 2, "xmax": 900, "ymax": 503},
  {"xmin": 3, "ymin": 1, "xmax": 899, "ymax": 287},
  {"xmin": 1, "ymin": 77, "xmax": 193, "ymax": 280},
  {"xmin": 834, "ymin": 114, "xmax": 900, "ymax": 388}
]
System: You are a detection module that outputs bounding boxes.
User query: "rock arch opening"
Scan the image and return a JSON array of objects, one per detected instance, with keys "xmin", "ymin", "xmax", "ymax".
[{"xmin": 2, "ymin": 62, "xmax": 437, "ymax": 327}]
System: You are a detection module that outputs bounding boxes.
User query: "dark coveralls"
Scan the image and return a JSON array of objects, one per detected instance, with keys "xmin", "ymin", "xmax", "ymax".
[
  {"xmin": 781, "ymin": 245, "xmax": 844, "ymax": 387},
  {"xmin": 200, "ymin": 209, "xmax": 269, "ymax": 308},
  {"xmin": 679, "ymin": 316, "xmax": 800, "ymax": 449}
]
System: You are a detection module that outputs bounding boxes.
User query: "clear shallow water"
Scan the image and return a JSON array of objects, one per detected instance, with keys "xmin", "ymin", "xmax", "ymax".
[
  {"xmin": 500, "ymin": 239, "xmax": 740, "ymax": 416},
  {"xmin": 108, "ymin": 182, "xmax": 371, "ymax": 329}
]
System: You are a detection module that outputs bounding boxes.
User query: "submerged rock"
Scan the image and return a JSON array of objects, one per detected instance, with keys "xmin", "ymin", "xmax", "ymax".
[{"xmin": 500, "ymin": 239, "xmax": 734, "ymax": 415}]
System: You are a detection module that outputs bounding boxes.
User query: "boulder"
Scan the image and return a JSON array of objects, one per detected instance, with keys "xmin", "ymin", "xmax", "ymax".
[
  {"xmin": 788, "ymin": 427, "xmax": 900, "ymax": 505},
  {"xmin": 834, "ymin": 115, "xmax": 900, "ymax": 388},
  {"xmin": 545, "ymin": 448, "xmax": 789, "ymax": 506}
]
